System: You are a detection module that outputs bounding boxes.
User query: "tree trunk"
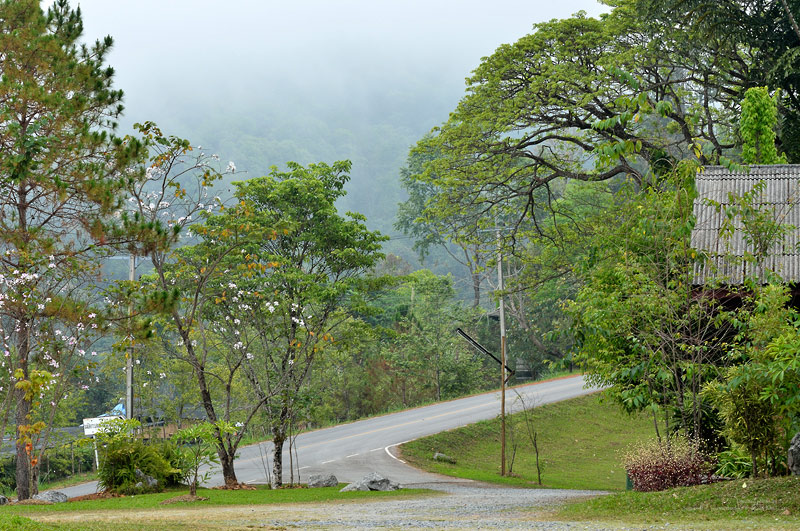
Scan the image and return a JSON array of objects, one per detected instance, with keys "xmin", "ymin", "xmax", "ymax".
[
  {"xmin": 182, "ymin": 332, "xmax": 240, "ymax": 487},
  {"xmin": 219, "ymin": 448, "xmax": 238, "ymax": 487},
  {"xmin": 271, "ymin": 431, "xmax": 285, "ymax": 488},
  {"xmin": 14, "ymin": 319, "xmax": 32, "ymax": 501},
  {"xmin": 471, "ymin": 270, "xmax": 481, "ymax": 308},
  {"xmin": 14, "ymin": 394, "xmax": 31, "ymax": 500},
  {"xmin": 31, "ymin": 464, "xmax": 40, "ymax": 495},
  {"xmin": 271, "ymin": 404, "xmax": 290, "ymax": 487}
]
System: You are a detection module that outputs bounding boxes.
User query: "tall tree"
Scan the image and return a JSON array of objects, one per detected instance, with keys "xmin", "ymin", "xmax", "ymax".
[
  {"xmin": 0, "ymin": 0, "xmax": 141, "ymax": 499},
  {"xmin": 122, "ymin": 122, "xmax": 248, "ymax": 487},
  {"xmin": 224, "ymin": 161, "xmax": 387, "ymax": 486},
  {"xmin": 407, "ymin": 4, "xmax": 744, "ymax": 239},
  {"xmin": 641, "ymin": 0, "xmax": 800, "ymax": 161}
]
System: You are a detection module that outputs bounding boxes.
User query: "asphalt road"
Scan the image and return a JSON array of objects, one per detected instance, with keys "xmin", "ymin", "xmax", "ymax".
[{"xmin": 56, "ymin": 374, "xmax": 594, "ymax": 497}]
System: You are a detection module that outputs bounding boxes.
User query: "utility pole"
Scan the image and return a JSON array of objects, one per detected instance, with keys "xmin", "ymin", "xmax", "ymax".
[
  {"xmin": 126, "ymin": 254, "xmax": 134, "ymax": 420},
  {"xmin": 496, "ymin": 222, "xmax": 507, "ymax": 476}
]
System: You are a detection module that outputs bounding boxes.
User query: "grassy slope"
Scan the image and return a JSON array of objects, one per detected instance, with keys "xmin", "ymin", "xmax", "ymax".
[
  {"xmin": 401, "ymin": 392, "xmax": 800, "ymax": 529},
  {"xmin": 401, "ymin": 392, "xmax": 653, "ymax": 491}
]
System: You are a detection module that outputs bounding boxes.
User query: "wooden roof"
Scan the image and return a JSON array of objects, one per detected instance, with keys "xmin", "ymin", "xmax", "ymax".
[{"xmin": 691, "ymin": 165, "xmax": 800, "ymax": 284}]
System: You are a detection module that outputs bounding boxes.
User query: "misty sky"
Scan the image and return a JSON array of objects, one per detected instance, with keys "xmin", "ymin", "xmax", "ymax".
[{"xmin": 74, "ymin": 0, "xmax": 608, "ymax": 136}]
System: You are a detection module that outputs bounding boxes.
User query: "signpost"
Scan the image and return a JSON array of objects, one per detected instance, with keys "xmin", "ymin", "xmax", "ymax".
[
  {"xmin": 82, "ymin": 416, "xmax": 123, "ymax": 436},
  {"xmin": 83, "ymin": 415, "xmax": 123, "ymax": 468}
]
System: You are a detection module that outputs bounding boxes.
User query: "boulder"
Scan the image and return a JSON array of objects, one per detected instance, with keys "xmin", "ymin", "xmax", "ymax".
[
  {"xmin": 134, "ymin": 468, "xmax": 158, "ymax": 488},
  {"xmin": 339, "ymin": 472, "xmax": 400, "ymax": 493},
  {"xmin": 788, "ymin": 432, "xmax": 800, "ymax": 475},
  {"xmin": 339, "ymin": 481, "xmax": 370, "ymax": 492},
  {"xmin": 0, "ymin": 495, "xmax": 7, "ymax": 505},
  {"xmin": 32, "ymin": 491, "xmax": 68, "ymax": 504},
  {"xmin": 361, "ymin": 472, "xmax": 397, "ymax": 491},
  {"xmin": 307, "ymin": 474, "xmax": 338, "ymax": 488},
  {"xmin": 433, "ymin": 452, "xmax": 456, "ymax": 464}
]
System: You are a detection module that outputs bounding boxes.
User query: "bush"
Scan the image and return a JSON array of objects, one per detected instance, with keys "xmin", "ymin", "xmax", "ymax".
[
  {"xmin": 623, "ymin": 437, "xmax": 714, "ymax": 492},
  {"xmin": 157, "ymin": 440, "xmax": 190, "ymax": 488},
  {"xmin": 96, "ymin": 419, "xmax": 180, "ymax": 495}
]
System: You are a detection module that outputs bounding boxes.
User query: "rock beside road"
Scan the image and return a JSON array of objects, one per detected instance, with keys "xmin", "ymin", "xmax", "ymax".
[
  {"xmin": 340, "ymin": 472, "xmax": 400, "ymax": 492},
  {"xmin": 32, "ymin": 491, "xmax": 68, "ymax": 504},
  {"xmin": 0, "ymin": 495, "xmax": 7, "ymax": 505},
  {"xmin": 433, "ymin": 451, "xmax": 456, "ymax": 464},
  {"xmin": 307, "ymin": 474, "xmax": 339, "ymax": 488}
]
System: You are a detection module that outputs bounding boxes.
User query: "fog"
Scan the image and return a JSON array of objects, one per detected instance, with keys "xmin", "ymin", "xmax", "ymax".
[{"xmin": 72, "ymin": 0, "xmax": 608, "ymax": 247}]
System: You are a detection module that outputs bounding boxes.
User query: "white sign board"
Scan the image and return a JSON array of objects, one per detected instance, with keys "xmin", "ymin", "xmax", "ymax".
[{"xmin": 83, "ymin": 416, "xmax": 123, "ymax": 436}]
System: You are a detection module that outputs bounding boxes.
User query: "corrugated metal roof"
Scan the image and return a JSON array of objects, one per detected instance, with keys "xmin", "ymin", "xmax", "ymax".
[{"xmin": 692, "ymin": 165, "xmax": 800, "ymax": 284}]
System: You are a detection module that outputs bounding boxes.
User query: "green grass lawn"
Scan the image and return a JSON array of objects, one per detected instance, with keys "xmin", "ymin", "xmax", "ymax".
[
  {"xmin": 2, "ymin": 485, "xmax": 433, "ymax": 515},
  {"xmin": 0, "ymin": 485, "xmax": 436, "ymax": 530},
  {"xmin": 556, "ymin": 476, "xmax": 800, "ymax": 530},
  {"xmin": 401, "ymin": 392, "xmax": 654, "ymax": 490}
]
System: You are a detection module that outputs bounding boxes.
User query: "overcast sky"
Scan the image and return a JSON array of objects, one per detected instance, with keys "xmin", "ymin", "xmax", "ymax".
[{"xmin": 72, "ymin": 1, "xmax": 609, "ymax": 133}]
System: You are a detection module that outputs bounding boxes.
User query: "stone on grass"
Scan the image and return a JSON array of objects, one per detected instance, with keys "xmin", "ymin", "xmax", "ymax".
[
  {"xmin": 32, "ymin": 491, "xmax": 68, "ymax": 504},
  {"xmin": 339, "ymin": 481, "xmax": 370, "ymax": 492},
  {"xmin": 308, "ymin": 473, "xmax": 338, "ymax": 488},
  {"xmin": 788, "ymin": 432, "xmax": 800, "ymax": 475},
  {"xmin": 0, "ymin": 495, "xmax": 7, "ymax": 505},
  {"xmin": 339, "ymin": 472, "xmax": 400, "ymax": 493},
  {"xmin": 134, "ymin": 468, "xmax": 158, "ymax": 489},
  {"xmin": 433, "ymin": 452, "xmax": 456, "ymax": 464}
]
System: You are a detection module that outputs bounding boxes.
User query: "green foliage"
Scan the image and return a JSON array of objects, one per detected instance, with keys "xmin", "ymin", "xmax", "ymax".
[
  {"xmin": 173, "ymin": 421, "xmax": 236, "ymax": 496},
  {"xmin": 740, "ymin": 87, "xmax": 787, "ymax": 165},
  {"xmin": 95, "ymin": 418, "xmax": 178, "ymax": 494},
  {"xmin": 642, "ymin": 0, "xmax": 800, "ymax": 162},
  {"xmin": 209, "ymin": 160, "xmax": 388, "ymax": 487},
  {"xmin": 379, "ymin": 270, "xmax": 488, "ymax": 405},
  {"xmin": 566, "ymin": 164, "xmax": 725, "ymax": 439},
  {"xmin": 704, "ymin": 285, "xmax": 797, "ymax": 478},
  {"xmin": 715, "ymin": 445, "xmax": 754, "ymax": 479}
]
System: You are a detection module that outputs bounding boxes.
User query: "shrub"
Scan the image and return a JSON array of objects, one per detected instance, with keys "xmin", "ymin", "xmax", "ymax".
[
  {"xmin": 157, "ymin": 440, "xmax": 190, "ymax": 488},
  {"xmin": 623, "ymin": 437, "xmax": 714, "ymax": 492},
  {"xmin": 96, "ymin": 418, "xmax": 179, "ymax": 495},
  {"xmin": 715, "ymin": 446, "xmax": 752, "ymax": 479},
  {"xmin": 173, "ymin": 421, "xmax": 236, "ymax": 496}
]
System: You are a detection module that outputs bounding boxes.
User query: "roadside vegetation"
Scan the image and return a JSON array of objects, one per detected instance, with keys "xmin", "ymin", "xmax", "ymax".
[
  {"xmin": 556, "ymin": 476, "xmax": 800, "ymax": 530},
  {"xmin": 402, "ymin": 393, "xmax": 653, "ymax": 491}
]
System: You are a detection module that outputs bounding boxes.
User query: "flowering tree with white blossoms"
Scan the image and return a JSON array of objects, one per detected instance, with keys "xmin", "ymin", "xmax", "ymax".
[
  {"xmin": 205, "ymin": 161, "xmax": 388, "ymax": 486},
  {"xmin": 122, "ymin": 121, "xmax": 263, "ymax": 487}
]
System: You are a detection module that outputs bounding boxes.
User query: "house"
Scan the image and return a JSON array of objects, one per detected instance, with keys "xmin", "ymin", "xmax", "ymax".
[{"xmin": 691, "ymin": 164, "xmax": 800, "ymax": 286}]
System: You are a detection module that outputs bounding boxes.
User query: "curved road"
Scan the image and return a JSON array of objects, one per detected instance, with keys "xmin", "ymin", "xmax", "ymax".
[{"xmin": 58, "ymin": 375, "xmax": 594, "ymax": 497}]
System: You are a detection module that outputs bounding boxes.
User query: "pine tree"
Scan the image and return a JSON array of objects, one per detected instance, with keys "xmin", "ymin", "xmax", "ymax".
[{"xmin": 0, "ymin": 0, "xmax": 140, "ymax": 500}]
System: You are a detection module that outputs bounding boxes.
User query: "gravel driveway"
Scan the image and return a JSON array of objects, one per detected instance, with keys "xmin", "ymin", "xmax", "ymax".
[{"xmin": 37, "ymin": 478, "xmax": 637, "ymax": 530}]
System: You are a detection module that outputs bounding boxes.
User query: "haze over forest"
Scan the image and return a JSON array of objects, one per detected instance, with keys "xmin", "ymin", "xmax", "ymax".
[{"xmin": 75, "ymin": 0, "xmax": 608, "ymax": 265}]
